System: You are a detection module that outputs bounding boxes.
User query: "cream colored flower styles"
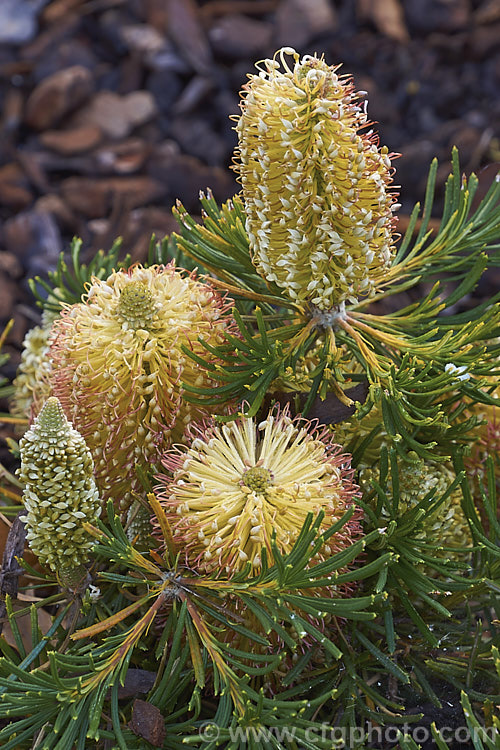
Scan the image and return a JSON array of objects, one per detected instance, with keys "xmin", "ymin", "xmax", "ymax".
[
  {"xmin": 11, "ymin": 296, "xmax": 63, "ymax": 423},
  {"xmin": 158, "ymin": 408, "xmax": 361, "ymax": 575},
  {"xmin": 235, "ymin": 48, "xmax": 398, "ymax": 310},
  {"xmin": 50, "ymin": 264, "xmax": 233, "ymax": 509},
  {"xmin": 19, "ymin": 397, "xmax": 101, "ymax": 572},
  {"xmin": 11, "ymin": 324, "xmax": 53, "ymax": 421}
]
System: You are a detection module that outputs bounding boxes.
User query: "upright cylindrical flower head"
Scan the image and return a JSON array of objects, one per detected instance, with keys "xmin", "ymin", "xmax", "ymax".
[
  {"xmin": 19, "ymin": 397, "xmax": 101, "ymax": 577},
  {"xmin": 234, "ymin": 47, "xmax": 398, "ymax": 310},
  {"xmin": 156, "ymin": 407, "xmax": 362, "ymax": 575},
  {"xmin": 49, "ymin": 264, "xmax": 233, "ymax": 509}
]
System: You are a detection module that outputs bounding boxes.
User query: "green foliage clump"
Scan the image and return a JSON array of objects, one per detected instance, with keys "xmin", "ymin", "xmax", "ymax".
[{"xmin": 0, "ymin": 47, "xmax": 498, "ymax": 750}]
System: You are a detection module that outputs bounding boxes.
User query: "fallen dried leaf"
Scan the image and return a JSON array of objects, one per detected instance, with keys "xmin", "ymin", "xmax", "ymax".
[
  {"xmin": 60, "ymin": 175, "xmax": 166, "ymax": 217},
  {"xmin": 200, "ymin": 0, "xmax": 278, "ymax": 18},
  {"xmin": 71, "ymin": 90, "xmax": 156, "ymax": 139},
  {"xmin": 129, "ymin": 699, "xmax": 166, "ymax": 746},
  {"xmin": 474, "ymin": 0, "xmax": 500, "ymax": 24},
  {"xmin": 0, "ymin": 163, "xmax": 33, "ymax": 210},
  {"xmin": 1, "ymin": 591, "xmax": 53, "ymax": 652},
  {"xmin": 209, "ymin": 13, "xmax": 273, "ymax": 58},
  {"xmin": 0, "ymin": 516, "xmax": 12, "ymax": 567},
  {"xmin": 275, "ymin": 0, "xmax": 337, "ymax": 48},
  {"xmin": 118, "ymin": 668, "xmax": 157, "ymax": 698},
  {"xmin": 94, "ymin": 139, "xmax": 151, "ymax": 175},
  {"xmin": 265, "ymin": 381, "xmax": 370, "ymax": 425},
  {"xmin": 2, "ymin": 210, "xmax": 62, "ymax": 270}
]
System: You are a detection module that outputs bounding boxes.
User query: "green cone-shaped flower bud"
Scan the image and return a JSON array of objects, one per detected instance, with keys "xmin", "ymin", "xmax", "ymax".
[
  {"xmin": 19, "ymin": 397, "xmax": 101, "ymax": 575},
  {"xmin": 126, "ymin": 500, "xmax": 153, "ymax": 550}
]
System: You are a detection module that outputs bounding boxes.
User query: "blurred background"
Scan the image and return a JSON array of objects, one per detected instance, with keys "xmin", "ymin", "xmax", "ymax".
[{"xmin": 0, "ymin": 0, "xmax": 499, "ymax": 367}]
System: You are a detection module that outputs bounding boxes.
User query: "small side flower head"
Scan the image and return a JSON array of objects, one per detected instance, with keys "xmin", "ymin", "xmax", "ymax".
[
  {"xmin": 49, "ymin": 264, "xmax": 234, "ymax": 509},
  {"xmin": 362, "ymin": 452, "xmax": 472, "ymax": 566},
  {"xmin": 19, "ymin": 397, "xmax": 101, "ymax": 576},
  {"xmin": 464, "ymin": 388, "xmax": 500, "ymax": 528},
  {"xmin": 156, "ymin": 406, "xmax": 362, "ymax": 576},
  {"xmin": 126, "ymin": 500, "xmax": 154, "ymax": 550},
  {"xmin": 11, "ymin": 322, "xmax": 53, "ymax": 423},
  {"xmin": 11, "ymin": 291, "xmax": 64, "ymax": 424},
  {"xmin": 333, "ymin": 401, "xmax": 385, "ymax": 465},
  {"xmin": 234, "ymin": 47, "xmax": 399, "ymax": 311},
  {"xmin": 398, "ymin": 456, "xmax": 471, "ymax": 557},
  {"xmin": 270, "ymin": 340, "xmax": 333, "ymax": 393}
]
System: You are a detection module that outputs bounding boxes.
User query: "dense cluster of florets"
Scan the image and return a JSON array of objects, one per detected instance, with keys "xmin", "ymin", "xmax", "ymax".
[
  {"xmin": 156, "ymin": 408, "xmax": 362, "ymax": 575},
  {"xmin": 19, "ymin": 397, "xmax": 101, "ymax": 575},
  {"xmin": 464, "ymin": 389, "xmax": 500, "ymax": 528},
  {"xmin": 362, "ymin": 453, "xmax": 472, "ymax": 567},
  {"xmin": 48, "ymin": 264, "xmax": 233, "ymax": 509},
  {"xmin": 234, "ymin": 47, "xmax": 399, "ymax": 311},
  {"xmin": 11, "ymin": 320, "xmax": 53, "ymax": 422}
]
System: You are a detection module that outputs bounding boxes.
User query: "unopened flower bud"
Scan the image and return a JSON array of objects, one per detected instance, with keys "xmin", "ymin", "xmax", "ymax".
[{"xmin": 19, "ymin": 397, "xmax": 101, "ymax": 576}]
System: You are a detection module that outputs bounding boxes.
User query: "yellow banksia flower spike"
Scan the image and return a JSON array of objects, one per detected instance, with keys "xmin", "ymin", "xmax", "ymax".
[
  {"xmin": 49, "ymin": 264, "xmax": 234, "ymax": 509},
  {"xmin": 234, "ymin": 47, "xmax": 399, "ymax": 311},
  {"xmin": 156, "ymin": 406, "xmax": 362, "ymax": 576},
  {"xmin": 19, "ymin": 397, "xmax": 101, "ymax": 583}
]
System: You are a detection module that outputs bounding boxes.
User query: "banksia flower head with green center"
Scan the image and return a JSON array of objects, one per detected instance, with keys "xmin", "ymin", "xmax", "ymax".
[
  {"xmin": 18, "ymin": 397, "xmax": 101, "ymax": 578},
  {"xmin": 156, "ymin": 406, "xmax": 361, "ymax": 575},
  {"xmin": 234, "ymin": 47, "xmax": 399, "ymax": 311},
  {"xmin": 49, "ymin": 264, "xmax": 233, "ymax": 509}
]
